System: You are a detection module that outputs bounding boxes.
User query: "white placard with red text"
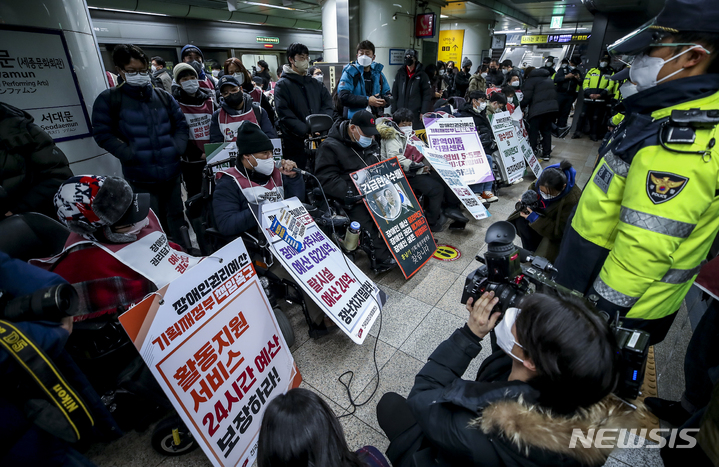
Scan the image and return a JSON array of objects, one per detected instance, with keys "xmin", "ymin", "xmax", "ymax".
[
  {"xmin": 118, "ymin": 239, "xmax": 300, "ymax": 467},
  {"xmin": 490, "ymin": 111, "xmax": 526, "ymax": 184},
  {"xmin": 259, "ymin": 197, "xmax": 383, "ymax": 344},
  {"xmin": 517, "ymin": 135, "xmax": 543, "ymax": 178}
]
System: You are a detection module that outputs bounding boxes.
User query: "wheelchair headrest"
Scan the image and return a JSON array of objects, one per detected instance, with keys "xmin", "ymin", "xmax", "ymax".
[
  {"xmin": 305, "ymin": 114, "xmax": 334, "ymax": 135},
  {"xmin": 0, "ymin": 213, "xmax": 70, "ymax": 261}
]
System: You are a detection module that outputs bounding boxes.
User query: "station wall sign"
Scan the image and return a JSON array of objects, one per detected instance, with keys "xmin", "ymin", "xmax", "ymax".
[
  {"xmin": 415, "ymin": 13, "xmax": 436, "ymax": 38},
  {"xmin": 256, "ymin": 36, "xmax": 280, "ymax": 44},
  {"xmin": 438, "ymin": 30, "xmax": 464, "ymax": 64},
  {"xmin": 520, "ymin": 33, "xmax": 591, "ymax": 45},
  {"xmin": 0, "ymin": 25, "xmax": 92, "ymax": 143},
  {"xmin": 389, "ymin": 49, "xmax": 406, "ymax": 66}
]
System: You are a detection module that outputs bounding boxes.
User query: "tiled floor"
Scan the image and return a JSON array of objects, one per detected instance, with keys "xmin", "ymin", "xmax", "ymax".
[{"xmin": 86, "ymin": 136, "xmax": 687, "ymax": 467}]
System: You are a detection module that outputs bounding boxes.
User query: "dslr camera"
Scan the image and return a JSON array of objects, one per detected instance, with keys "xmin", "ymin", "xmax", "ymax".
[
  {"xmin": 0, "ymin": 283, "xmax": 79, "ymax": 323},
  {"xmin": 514, "ymin": 189, "xmax": 542, "ymax": 215},
  {"xmin": 461, "ymin": 221, "xmax": 650, "ymax": 400}
]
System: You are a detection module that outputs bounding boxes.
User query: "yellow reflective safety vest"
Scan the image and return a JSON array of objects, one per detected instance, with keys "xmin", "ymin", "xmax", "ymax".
[
  {"xmin": 583, "ymin": 67, "xmax": 613, "ymax": 93},
  {"xmin": 571, "ymin": 89, "xmax": 719, "ymax": 320}
]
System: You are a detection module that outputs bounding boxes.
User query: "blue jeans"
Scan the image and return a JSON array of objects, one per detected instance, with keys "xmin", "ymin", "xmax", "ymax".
[{"xmin": 471, "ymin": 153, "xmax": 494, "ymax": 193}]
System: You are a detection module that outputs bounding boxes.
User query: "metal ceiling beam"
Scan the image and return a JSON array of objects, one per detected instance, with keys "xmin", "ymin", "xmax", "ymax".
[{"xmin": 465, "ymin": 0, "xmax": 539, "ymax": 28}]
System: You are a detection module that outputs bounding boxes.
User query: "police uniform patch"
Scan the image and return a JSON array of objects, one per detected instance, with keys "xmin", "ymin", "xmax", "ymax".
[
  {"xmin": 646, "ymin": 171, "xmax": 688, "ymax": 204},
  {"xmin": 594, "ymin": 163, "xmax": 614, "ymax": 194}
]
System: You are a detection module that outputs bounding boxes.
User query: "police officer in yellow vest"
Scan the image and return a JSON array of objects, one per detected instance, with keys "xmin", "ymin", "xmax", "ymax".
[
  {"xmin": 554, "ymin": 0, "xmax": 719, "ymax": 344},
  {"xmin": 572, "ymin": 53, "xmax": 615, "ymax": 141}
]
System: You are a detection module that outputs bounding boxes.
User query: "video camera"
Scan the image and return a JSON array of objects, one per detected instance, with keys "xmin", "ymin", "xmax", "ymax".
[
  {"xmin": 514, "ymin": 189, "xmax": 542, "ymax": 215},
  {"xmin": 460, "ymin": 221, "xmax": 650, "ymax": 400},
  {"xmin": 0, "ymin": 283, "xmax": 79, "ymax": 323}
]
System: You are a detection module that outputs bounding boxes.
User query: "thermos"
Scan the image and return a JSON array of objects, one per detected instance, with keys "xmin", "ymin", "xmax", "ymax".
[{"xmin": 343, "ymin": 221, "xmax": 361, "ymax": 252}]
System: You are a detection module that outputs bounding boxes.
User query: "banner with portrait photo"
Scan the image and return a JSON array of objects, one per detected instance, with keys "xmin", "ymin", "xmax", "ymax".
[
  {"xmin": 118, "ymin": 239, "xmax": 300, "ymax": 467},
  {"xmin": 423, "ymin": 116, "xmax": 494, "ymax": 186},
  {"xmin": 351, "ymin": 157, "xmax": 437, "ymax": 279},
  {"xmin": 258, "ymin": 197, "xmax": 383, "ymax": 345}
]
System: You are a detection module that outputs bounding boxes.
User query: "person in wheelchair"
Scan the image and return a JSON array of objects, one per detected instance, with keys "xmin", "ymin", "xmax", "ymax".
[
  {"xmin": 314, "ymin": 110, "xmax": 397, "ymax": 273},
  {"xmin": 376, "ymin": 108, "xmax": 468, "ymax": 232},
  {"xmin": 377, "ymin": 291, "xmax": 646, "ymax": 467},
  {"xmin": 507, "ymin": 160, "xmax": 581, "ymax": 262},
  {"xmin": 212, "ymin": 123, "xmax": 330, "ymax": 330},
  {"xmin": 30, "ymin": 175, "xmax": 197, "ymax": 321}
]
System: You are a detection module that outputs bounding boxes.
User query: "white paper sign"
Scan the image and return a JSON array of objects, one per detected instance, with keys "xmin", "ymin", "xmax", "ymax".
[
  {"xmin": 118, "ymin": 239, "xmax": 300, "ymax": 467},
  {"xmin": 490, "ymin": 111, "xmax": 526, "ymax": 184},
  {"xmin": 423, "ymin": 116, "xmax": 494, "ymax": 186},
  {"xmin": 260, "ymin": 198, "xmax": 383, "ymax": 344},
  {"xmin": 518, "ymin": 135, "xmax": 543, "ymax": 178},
  {"xmin": 271, "ymin": 138, "xmax": 283, "ymax": 162},
  {"xmin": 0, "ymin": 26, "xmax": 92, "ymax": 142},
  {"xmin": 420, "ymin": 146, "xmax": 491, "ymax": 220}
]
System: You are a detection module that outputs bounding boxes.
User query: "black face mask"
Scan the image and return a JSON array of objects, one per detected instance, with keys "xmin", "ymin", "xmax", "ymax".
[
  {"xmin": 405, "ymin": 57, "xmax": 415, "ymax": 66},
  {"xmin": 224, "ymin": 91, "xmax": 243, "ymax": 108}
]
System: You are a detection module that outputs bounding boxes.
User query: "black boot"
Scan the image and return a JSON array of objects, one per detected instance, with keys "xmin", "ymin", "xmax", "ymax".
[
  {"xmin": 444, "ymin": 207, "xmax": 468, "ymax": 223},
  {"xmin": 644, "ymin": 397, "xmax": 692, "ymax": 426}
]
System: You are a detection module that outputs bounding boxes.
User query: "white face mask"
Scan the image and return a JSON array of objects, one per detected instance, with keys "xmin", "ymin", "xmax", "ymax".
[
  {"xmin": 181, "ymin": 79, "xmax": 200, "ymax": 94},
  {"xmin": 600, "ymin": 61, "xmax": 608, "ymax": 68},
  {"xmin": 474, "ymin": 102, "xmax": 487, "ymax": 112},
  {"xmin": 480, "ymin": 72, "xmax": 488, "ymax": 79},
  {"xmin": 233, "ymin": 73, "xmax": 245, "ymax": 85},
  {"xmin": 313, "ymin": 74, "xmax": 324, "ymax": 83},
  {"xmin": 511, "ymin": 81, "xmax": 520, "ymax": 87},
  {"xmin": 495, "ymin": 307, "xmax": 524, "ymax": 363},
  {"xmin": 251, "ymin": 155, "xmax": 275, "ymax": 175},
  {"xmin": 124, "ymin": 217, "xmax": 150, "ymax": 236},
  {"xmin": 502, "ymin": 69, "xmax": 509, "ymax": 75},
  {"xmin": 539, "ymin": 189, "xmax": 558, "ymax": 200},
  {"xmin": 357, "ymin": 54, "xmax": 373, "ymax": 67},
  {"xmin": 124, "ymin": 72, "xmax": 151, "ymax": 87},
  {"xmin": 294, "ymin": 59, "xmax": 310, "ymax": 74},
  {"xmin": 629, "ymin": 45, "xmax": 703, "ymax": 92},
  {"xmin": 400, "ymin": 126, "xmax": 413, "ymax": 136},
  {"xmin": 212, "ymin": 70, "xmax": 220, "ymax": 78},
  {"xmin": 151, "ymin": 65, "xmax": 157, "ymax": 72},
  {"xmin": 619, "ymin": 81, "xmax": 639, "ymax": 98}
]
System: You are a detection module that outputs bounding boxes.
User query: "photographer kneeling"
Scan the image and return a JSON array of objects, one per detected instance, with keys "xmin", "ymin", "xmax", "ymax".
[
  {"xmin": 508, "ymin": 160, "xmax": 581, "ymax": 261},
  {"xmin": 377, "ymin": 291, "xmax": 646, "ymax": 467}
]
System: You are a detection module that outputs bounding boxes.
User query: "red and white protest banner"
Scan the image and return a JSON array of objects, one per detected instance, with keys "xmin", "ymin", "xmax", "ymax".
[
  {"xmin": 259, "ymin": 197, "xmax": 383, "ymax": 344},
  {"xmin": 118, "ymin": 239, "xmax": 300, "ymax": 467}
]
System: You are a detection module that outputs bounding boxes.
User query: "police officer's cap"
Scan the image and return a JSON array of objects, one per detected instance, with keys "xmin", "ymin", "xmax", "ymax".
[{"xmin": 609, "ymin": 0, "xmax": 719, "ymax": 56}]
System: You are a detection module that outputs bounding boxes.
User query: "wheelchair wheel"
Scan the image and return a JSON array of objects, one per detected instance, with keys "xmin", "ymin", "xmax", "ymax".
[
  {"xmin": 274, "ymin": 307, "xmax": 295, "ymax": 347},
  {"xmin": 151, "ymin": 415, "xmax": 198, "ymax": 456}
]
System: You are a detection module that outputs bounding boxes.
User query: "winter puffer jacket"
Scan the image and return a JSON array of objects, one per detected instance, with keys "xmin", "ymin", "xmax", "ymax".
[
  {"xmin": 92, "ymin": 83, "xmax": 189, "ymax": 183},
  {"xmin": 274, "ymin": 66, "xmax": 334, "ymax": 139},
  {"xmin": 456, "ymin": 103, "xmax": 494, "ymax": 155},
  {"xmin": 391, "ymin": 63, "xmax": 432, "ymax": 127},
  {"xmin": 520, "ymin": 68, "xmax": 559, "ymax": 120},
  {"xmin": 466, "ymin": 74, "xmax": 487, "ymax": 98},
  {"xmin": 399, "ymin": 326, "xmax": 649, "ymax": 467},
  {"xmin": 376, "ymin": 118, "xmax": 425, "ymax": 173},
  {"xmin": 314, "ymin": 119, "xmax": 382, "ymax": 200},
  {"xmin": 0, "ymin": 102, "xmax": 73, "ymax": 218},
  {"xmin": 338, "ymin": 61, "xmax": 392, "ymax": 119}
]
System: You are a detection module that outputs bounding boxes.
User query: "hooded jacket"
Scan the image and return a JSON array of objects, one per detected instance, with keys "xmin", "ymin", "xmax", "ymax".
[
  {"xmin": 508, "ymin": 162, "xmax": 581, "ymax": 261},
  {"xmin": 209, "ymin": 93, "xmax": 277, "ymax": 143},
  {"xmin": 391, "ymin": 62, "xmax": 432, "ymax": 126},
  {"xmin": 376, "ymin": 118, "xmax": 425, "ymax": 173},
  {"xmin": 274, "ymin": 65, "xmax": 334, "ymax": 139},
  {"xmin": 91, "ymin": 82, "xmax": 189, "ymax": 183},
  {"xmin": 0, "ymin": 103, "xmax": 73, "ymax": 218},
  {"xmin": 521, "ymin": 68, "xmax": 559, "ymax": 120},
  {"xmin": 466, "ymin": 73, "xmax": 487, "ymax": 98},
  {"xmin": 402, "ymin": 326, "xmax": 649, "ymax": 467},
  {"xmin": 338, "ymin": 61, "xmax": 392, "ymax": 118},
  {"xmin": 314, "ymin": 119, "xmax": 382, "ymax": 200}
]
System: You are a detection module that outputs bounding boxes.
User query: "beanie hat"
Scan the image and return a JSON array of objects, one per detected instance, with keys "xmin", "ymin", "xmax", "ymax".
[
  {"xmin": 235, "ymin": 122, "xmax": 274, "ymax": 164},
  {"xmin": 462, "ymin": 57, "xmax": 472, "ymax": 68},
  {"xmin": 54, "ymin": 175, "xmax": 148, "ymax": 236},
  {"xmin": 173, "ymin": 62, "xmax": 197, "ymax": 82},
  {"xmin": 181, "ymin": 45, "xmax": 203, "ymax": 61}
]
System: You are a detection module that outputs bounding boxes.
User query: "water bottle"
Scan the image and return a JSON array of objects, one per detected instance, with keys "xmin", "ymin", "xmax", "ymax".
[{"xmin": 342, "ymin": 221, "xmax": 361, "ymax": 252}]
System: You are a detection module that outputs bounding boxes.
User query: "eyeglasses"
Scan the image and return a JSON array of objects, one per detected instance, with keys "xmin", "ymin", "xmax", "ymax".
[{"xmin": 124, "ymin": 71, "xmax": 150, "ymax": 77}]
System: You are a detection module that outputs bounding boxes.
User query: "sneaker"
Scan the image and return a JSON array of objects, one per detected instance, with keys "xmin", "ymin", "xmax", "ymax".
[
  {"xmin": 558, "ymin": 126, "xmax": 571, "ymax": 139},
  {"xmin": 543, "ymin": 154, "xmax": 551, "ymax": 161},
  {"xmin": 481, "ymin": 191, "xmax": 498, "ymax": 202},
  {"xmin": 511, "ymin": 178, "xmax": 524, "ymax": 185},
  {"xmin": 644, "ymin": 397, "xmax": 692, "ymax": 427}
]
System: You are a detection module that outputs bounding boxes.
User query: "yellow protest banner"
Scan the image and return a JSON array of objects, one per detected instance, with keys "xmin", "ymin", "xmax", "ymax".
[{"xmin": 438, "ymin": 29, "xmax": 464, "ymax": 64}]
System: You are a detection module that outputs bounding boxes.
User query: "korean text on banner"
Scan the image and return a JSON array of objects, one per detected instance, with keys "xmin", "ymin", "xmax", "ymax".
[
  {"xmin": 419, "ymin": 146, "xmax": 491, "ymax": 220},
  {"xmin": 518, "ymin": 136, "xmax": 543, "ymax": 178},
  {"xmin": 205, "ymin": 142, "xmax": 238, "ymax": 173},
  {"xmin": 271, "ymin": 138, "xmax": 282, "ymax": 163},
  {"xmin": 438, "ymin": 30, "xmax": 464, "ymax": 64},
  {"xmin": 423, "ymin": 116, "xmax": 493, "ymax": 186},
  {"xmin": 118, "ymin": 239, "xmax": 301, "ymax": 467},
  {"xmin": 0, "ymin": 26, "xmax": 92, "ymax": 142},
  {"xmin": 490, "ymin": 111, "xmax": 526, "ymax": 184},
  {"xmin": 351, "ymin": 158, "xmax": 437, "ymax": 279},
  {"xmin": 259, "ymin": 198, "xmax": 382, "ymax": 344}
]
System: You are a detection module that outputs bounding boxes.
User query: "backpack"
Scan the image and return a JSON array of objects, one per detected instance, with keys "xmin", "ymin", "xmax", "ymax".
[{"xmin": 108, "ymin": 86, "xmax": 176, "ymax": 141}]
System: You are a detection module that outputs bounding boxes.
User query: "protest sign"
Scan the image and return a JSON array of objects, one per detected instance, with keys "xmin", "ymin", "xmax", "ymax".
[
  {"xmin": 490, "ymin": 111, "xmax": 526, "ymax": 184},
  {"xmin": 418, "ymin": 145, "xmax": 491, "ymax": 220},
  {"xmin": 518, "ymin": 135, "xmax": 543, "ymax": 178},
  {"xmin": 271, "ymin": 138, "xmax": 282, "ymax": 163},
  {"xmin": 351, "ymin": 158, "xmax": 437, "ymax": 279},
  {"xmin": 259, "ymin": 198, "xmax": 383, "ymax": 344},
  {"xmin": 423, "ymin": 116, "xmax": 493, "ymax": 186},
  {"xmin": 119, "ymin": 239, "xmax": 300, "ymax": 467}
]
